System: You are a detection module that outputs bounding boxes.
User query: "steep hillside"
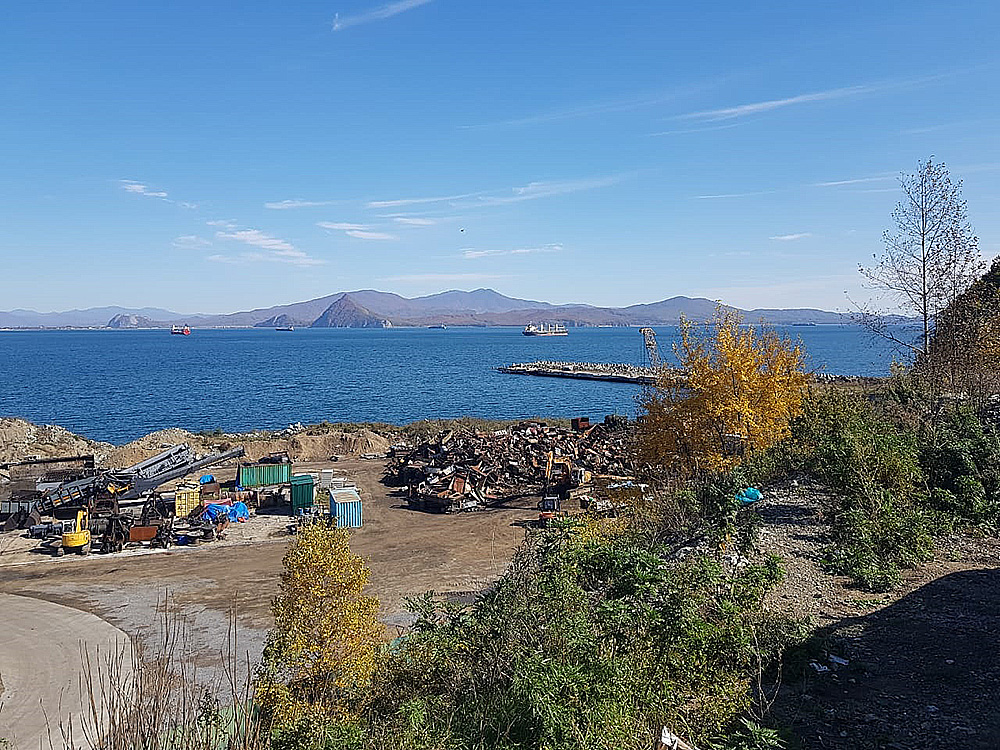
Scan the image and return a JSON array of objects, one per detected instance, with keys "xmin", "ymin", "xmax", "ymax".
[
  {"xmin": 310, "ymin": 294, "xmax": 391, "ymax": 328},
  {"xmin": 106, "ymin": 314, "xmax": 159, "ymax": 329}
]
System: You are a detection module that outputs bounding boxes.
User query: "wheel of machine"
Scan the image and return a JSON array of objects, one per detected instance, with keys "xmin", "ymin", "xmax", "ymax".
[
  {"xmin": 54, "ymin": 546, "xmax": 65, "ymax": 557},
  {"xmin": 78, "ymin": 542, "xmax": 91, "ymax": 556}
]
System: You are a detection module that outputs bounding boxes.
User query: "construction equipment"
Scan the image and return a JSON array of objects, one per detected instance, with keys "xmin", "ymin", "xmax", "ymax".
[
  {"xmin": 48, "ymin": 508, "xmax": 91, "ymax": 557},
  {"xmin": 639, "ymin": 327, "xmax": 660, "ymax": 370},
  {"xmin": 543, "ymin": 451, "xmax": 592, "ymax": 500},
  {"xmin": 5, "ymin": 444, "xmax": 245, "ymax": 530}
]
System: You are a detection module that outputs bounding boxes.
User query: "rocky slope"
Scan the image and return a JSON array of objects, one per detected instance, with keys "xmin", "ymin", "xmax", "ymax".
[
  {"xmin": 310, "ymin": 294, "xmax": 391, "ymax": 328},
  {"xmin": 0, "ymin": 419, "xmax": 390, "ymax": 468}
]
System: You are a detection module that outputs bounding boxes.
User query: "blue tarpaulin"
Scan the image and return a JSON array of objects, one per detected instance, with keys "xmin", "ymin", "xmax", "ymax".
[{"xmin": 201, "ymin": 502, "xmax": 250, "ymax": 523}]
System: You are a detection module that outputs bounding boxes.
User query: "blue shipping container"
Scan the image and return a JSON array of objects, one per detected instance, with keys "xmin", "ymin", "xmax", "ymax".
[{"xmin": 330, "ymin": 488, "xmax": 363, "ymax": 529}]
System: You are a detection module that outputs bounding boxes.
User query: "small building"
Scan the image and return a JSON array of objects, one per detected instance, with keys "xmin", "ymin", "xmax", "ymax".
[
  {"xmin": 290, "ymin": 474, "xmax": 315, "ymax": 514},
  {"xmin": 330, "ymin": 488, "xmax": 363, "ymax": 528}
]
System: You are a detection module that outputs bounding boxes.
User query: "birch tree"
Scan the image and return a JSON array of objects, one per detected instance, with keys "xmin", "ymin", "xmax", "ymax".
[{"xmin": 859, "ymin": 158, "xmax": 981, "ymax": 355}]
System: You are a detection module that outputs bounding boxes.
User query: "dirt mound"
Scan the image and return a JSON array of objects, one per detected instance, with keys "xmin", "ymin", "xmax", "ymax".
[
  {"xmin": 1, "ymin": 420, "xmax": 392, "ymax": 469},
  {"xmin": 103, "ymin": 428, "xmax": 202, "ymax": 468},
  {"xmin": 0, "ymin": 418, "xmax": 110, "ymax": 464},
  {"xmin": 240, "ymin": 429, "xmax": 390, "ymax": 462}
]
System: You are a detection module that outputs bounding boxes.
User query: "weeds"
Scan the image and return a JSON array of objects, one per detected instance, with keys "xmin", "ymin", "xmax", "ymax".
[{"xmin": 61, "ymin": 600, "xmax": 265, "ymax": 750}]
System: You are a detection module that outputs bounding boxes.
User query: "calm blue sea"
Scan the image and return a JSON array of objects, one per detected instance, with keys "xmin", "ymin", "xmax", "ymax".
[{"xmin": 0, "ymin": 326, "xmax": 912, "ymax": 444}]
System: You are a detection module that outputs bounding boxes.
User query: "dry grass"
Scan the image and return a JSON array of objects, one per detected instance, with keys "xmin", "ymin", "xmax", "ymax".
[{"xmin": 55, "ymin": 601, "xmax": 266, "ymax": 750}]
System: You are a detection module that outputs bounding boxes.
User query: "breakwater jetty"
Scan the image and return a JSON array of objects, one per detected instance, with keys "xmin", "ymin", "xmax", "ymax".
[{"xmin": 497, "ymin": 360, "xmax": 684, "ymax": 386}]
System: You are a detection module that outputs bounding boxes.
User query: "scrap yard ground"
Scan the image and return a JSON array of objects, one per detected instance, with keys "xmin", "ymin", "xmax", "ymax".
[{"xmin": 0, "ymin": 456, "xmax": 537, "ymax": 644}]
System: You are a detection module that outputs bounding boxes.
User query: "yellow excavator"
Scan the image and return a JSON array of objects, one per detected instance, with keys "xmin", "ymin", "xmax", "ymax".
[
  {"xmin": 537, "ymin": 453, "xmax": 595, "ymax": 524},
  {"xmin": 53, "ymin": 508, "xmax": 91, "ymax": 556}
]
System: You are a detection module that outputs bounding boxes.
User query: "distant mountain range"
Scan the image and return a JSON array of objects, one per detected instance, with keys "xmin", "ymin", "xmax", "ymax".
[{"xmin": 2, "ymin": 289, "xmax": 877, "ymax": 329}]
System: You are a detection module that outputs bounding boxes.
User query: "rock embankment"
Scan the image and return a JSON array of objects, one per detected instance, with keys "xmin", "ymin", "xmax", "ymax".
[
  {"xmin": 0, "ymin": 418, "xmax": 391, "ymax": 467},
  {"xmin": 0, "ymin": 418, "xmax": 112, "ymax": 463}
]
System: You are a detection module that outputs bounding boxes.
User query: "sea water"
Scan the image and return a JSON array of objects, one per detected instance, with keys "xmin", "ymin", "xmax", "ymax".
[{"xmin": 0, "ymin": 325, "xmax": 912, "ymax": 443}]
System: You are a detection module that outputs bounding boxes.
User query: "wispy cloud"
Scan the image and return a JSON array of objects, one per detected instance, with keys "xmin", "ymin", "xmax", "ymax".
[
  {"xmin": 901, "ymin": 117, "xmax": 1000, "ymax": 136},
  {"xmin": 392, "ymin": 217, "xmax": 438, "ymax": 226},
  {"xmin": 847, "ymin": 187, "xmax": 902, "ymax": 194},
  {"xmin": 367, "ymin": 191, "xmax": 483, "ymax": 209},
  {"xmin": 120, "ymin": 180, "xmax": 168, "ymax": 198},
  {"xmin": 678, "ymin": 84, "xmax": 879, "ymax": 122},
  {"xmin": 381, "ymin": 272, "xmax": 511, "ymax": 284},
  {"xmin": 769, "ymin": 233, "xmax": 812, "ymax": 241},
  {"xmin": 206, "ymin": 219, "xmax": 237, "ymax": 229},
  {"xmin": 214, "ymin": 229, "xmax": 325, "ymax": 266},
  {"xmin": 367, "ymin": 175, "xmax": 624, "ymax": 212},
  {"xmin": 462, "ymin": 89, "xmax": 698, "ymax": 129},
  {"xmin": 477, "ymin": 176, "xmax": 624, "ymax": 206},
  {"xmin": 317, "ymin": 221, "xmax": 369, "ymax": 231},
  {"xmin": 317, "ymin": 221, "xmax": 396, "ymax": 240},
  {"xmin": 120, "ymin": 179, "xmax": 197, "ymax": 209},
  {"xmin": 265, "ymin": 199, "xmax": 342, "ymax": 210},
  {"xmin": 813, "ymin": 174, "xmax": 896, "ymax": 187},
  {"xmin": 695, "ymin": 190, "xmax": 778, "ymax": 200},
  {"xmin": 649, "ymin": 123, "xmax": 740, "ymax": 137},
  {"xmin": 333, "ymin": 0, "xmax": 432, "ymax": 31},
  {"xmin": 346, "ymin": 229, "xmax": 396, "ymax": 240},
  {"xmin": 173, "ymin": 235, "xmax": 212, "ymax": 249},
  {"xmin": 462, "ymin": 243, "xmax": 562, "ymax": 259}
]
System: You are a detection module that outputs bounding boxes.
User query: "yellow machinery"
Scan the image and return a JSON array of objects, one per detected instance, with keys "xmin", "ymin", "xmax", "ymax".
[{"xmin": 56, "ymin": 508, "xmax": 91, "ymax": 556}]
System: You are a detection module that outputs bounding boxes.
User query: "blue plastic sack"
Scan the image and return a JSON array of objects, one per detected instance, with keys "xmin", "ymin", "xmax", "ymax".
[{"xmin": 736, "ymin": 487, "xmax": 762, "ymax": 505}]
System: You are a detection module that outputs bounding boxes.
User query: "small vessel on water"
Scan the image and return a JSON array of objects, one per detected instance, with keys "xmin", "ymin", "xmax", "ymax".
[
  {"xmin": 276, "ymin": 326, "xmax": 295, "ymax": 331},
  {"xmin": 170, "ymin": 325, "xmax": 191, "ymax": 336},
  {"xmin": 428, "ymin": 324, "xmax": 447, "ymax": 329},
  {"xmin": 522, "ymin": 322, "xmax": 568, "ymax": 337}
]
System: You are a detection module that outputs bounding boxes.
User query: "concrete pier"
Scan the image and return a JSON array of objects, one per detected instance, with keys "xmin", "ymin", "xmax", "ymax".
[{"xmin": 497, "ymin": 360, "xmax": 684, "ymax": 386}]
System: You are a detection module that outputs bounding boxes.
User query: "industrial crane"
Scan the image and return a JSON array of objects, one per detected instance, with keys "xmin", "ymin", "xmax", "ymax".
[{"xmin": 639, "ymin": 327, "xmax": 660, "ymax": 369}]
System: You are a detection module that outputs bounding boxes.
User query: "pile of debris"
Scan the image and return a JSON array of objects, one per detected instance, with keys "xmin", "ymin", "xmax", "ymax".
[{"xmin": 386, "ymin": 416, "xmax": 636, "ymax": 513}]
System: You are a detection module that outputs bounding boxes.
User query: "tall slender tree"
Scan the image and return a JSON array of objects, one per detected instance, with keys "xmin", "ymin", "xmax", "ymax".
[{"xmin": 858, "ymin": 158, "xmax": 981, "ymax": 355}]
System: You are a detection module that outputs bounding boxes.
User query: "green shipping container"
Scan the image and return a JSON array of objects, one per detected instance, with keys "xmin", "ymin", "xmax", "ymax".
[
  {"xmin": 290, "ymin": 474, "xmax": 315, "ymax": 512},
  {"xmin": 237, "ymin": 462, "xmax": 291, "ymax": 488}
]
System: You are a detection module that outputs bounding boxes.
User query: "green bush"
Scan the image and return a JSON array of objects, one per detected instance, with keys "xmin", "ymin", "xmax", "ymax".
[
  {"xmin": 269, "ymin": 716, "xmax": 365, "ymax": 750},
  {"xmin": 918, "ymin": 406, "xmax": 1000, "ymax": 528},
  {"xmin": 823, "ymin": 486, "xmax": 934, "ymax": 591},
  {"xmin": 790, "ymin": 391, "xmax": 921, "ymax": 498},
  {"xmin": 789, "ymin": 392, "xmax": 931, "ymax": 591},
  {"xmin": 365, "ymin": 523, "xmax": 793, "ymax": 750}
]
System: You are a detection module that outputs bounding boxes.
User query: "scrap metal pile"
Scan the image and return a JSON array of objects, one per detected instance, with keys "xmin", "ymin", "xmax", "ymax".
[{"xmin": 387, "ymin": 416, "xmax": 636, "ymax": 513}]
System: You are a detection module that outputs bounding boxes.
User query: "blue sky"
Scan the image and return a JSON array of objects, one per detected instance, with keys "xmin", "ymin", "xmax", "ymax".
[{"xmin": 2, "ymin": 0, "xmax": 998, "ymax": 314}]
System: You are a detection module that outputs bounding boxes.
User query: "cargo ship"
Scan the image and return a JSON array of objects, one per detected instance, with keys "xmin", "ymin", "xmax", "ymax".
[
  {"xmin": 170, "ymin": 325, "xmax": 191, "ymax": 335},
  {"xmin": 522, "ymin": 322, "xmax": 568, "ymax": 336}
]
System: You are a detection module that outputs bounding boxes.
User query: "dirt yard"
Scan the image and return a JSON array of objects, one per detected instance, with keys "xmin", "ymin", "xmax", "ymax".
[{"xmin": 0, "ymin": 456, "xmax": 540, "ymax": 711}]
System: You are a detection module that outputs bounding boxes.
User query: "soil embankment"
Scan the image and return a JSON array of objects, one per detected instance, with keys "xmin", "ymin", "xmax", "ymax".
[{"xmin": 0, "ymin": 417, "xmax": 390, "ymax": 467}]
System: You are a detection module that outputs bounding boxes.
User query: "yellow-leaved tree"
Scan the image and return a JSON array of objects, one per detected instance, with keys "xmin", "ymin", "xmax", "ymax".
[
  {"xmin": 639, "ymin": 307, "xmax": 809, "ymax": 475},
  {"xmin": 256, "ymin": 521, "xmax": 383, "ymax": 731}
]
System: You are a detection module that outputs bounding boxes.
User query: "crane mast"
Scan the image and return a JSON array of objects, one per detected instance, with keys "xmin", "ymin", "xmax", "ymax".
[{"xmin": 639, "ymin": 327, "xmax": 660, "ymax": 369}]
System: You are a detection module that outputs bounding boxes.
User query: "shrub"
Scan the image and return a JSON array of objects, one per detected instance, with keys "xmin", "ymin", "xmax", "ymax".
[
  {"xmin": 366, "ymin": 522, "xmax": 793, "ymax": 750},
  {"xmin": 918, "ymin": 406, "xmax": 1000, "ymax": 528}
]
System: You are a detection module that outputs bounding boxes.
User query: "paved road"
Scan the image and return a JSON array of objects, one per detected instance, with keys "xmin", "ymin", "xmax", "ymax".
[{"xmin": 0, "ymin": 593, "xmax": 131, "ymax": 750}]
